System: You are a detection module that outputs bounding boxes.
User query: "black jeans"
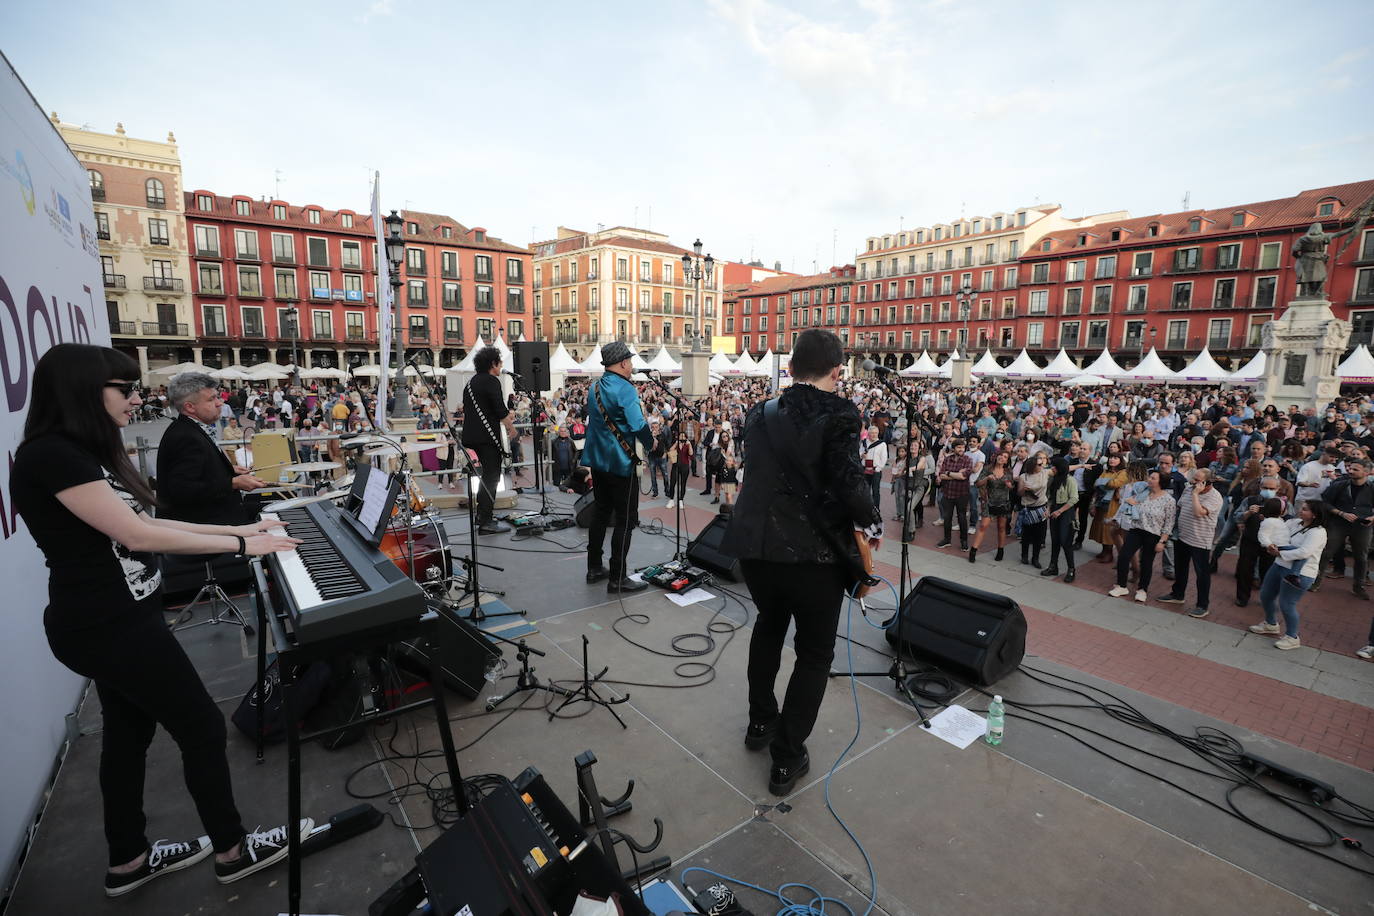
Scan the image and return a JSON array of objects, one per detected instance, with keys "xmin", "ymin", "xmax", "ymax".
[
  {"xmin": 742, "ymin": 559, "xmax": 849, "ymax": 767},
  {"xmin": 1320, "ymin": 517, "xmax": 1372, "ymax": 583},
  {"xmin": 1117, "ymin": 528, "xmax": 1161, "ymax": 590},
  {"xmin": 1236, "ymin": 537, "xmax": 1276, "ymax": 604},
  {"xmin": 941, "ymin": 491, "xmax": 969, "ymax": 541},
  {"xmin": 470, "ymin": 442, "xmax": 504, "ymax": 525},
  {"xmin": 1047, "ymin": 509, "xmax": 1076, "ymax": 569},
  {"xmin": 46, "ymin": 608, "xmax": 246, "ymax": 866},
  {"xmin": 669, "ymin": 464, "xmax": 690, "ymax": 500},
  {"xmin": 1170, "ymin": 540, "xmax": 1212, "ymax": 609},
  {"xmin": 588, "ymin": 470, "xmax": 639, "ymax": 577}
]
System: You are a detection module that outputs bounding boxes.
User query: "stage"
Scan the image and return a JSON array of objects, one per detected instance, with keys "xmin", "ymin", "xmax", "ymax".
[{"xmin": 5, "ymin": 482, "xmax": 1372, "ymax": 915}]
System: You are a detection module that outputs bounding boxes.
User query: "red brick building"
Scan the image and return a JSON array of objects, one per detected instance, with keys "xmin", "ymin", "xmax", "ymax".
[
  {"xmin": 840, "ymin": 181, "xmax": 1374, "ymax": 372},
  {"xmin": 185, "ymin": 191, "xmax": 531, "ymax": 371},
  {"xmin": 724, "ymin": 266, "xmax": 857, "ymax": 356}
]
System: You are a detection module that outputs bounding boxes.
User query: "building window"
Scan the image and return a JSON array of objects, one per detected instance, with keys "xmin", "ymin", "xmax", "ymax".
[
  {"xmin": 271, "ymin": 233, "xmax": 294, "ymax": 263},
  {"xmin": 1094, "ymin": 256, "xmax": 1116, "ymax": 279},
  {"xmin": 476, "ymin": 286, "xmax": 494, "ymax": 310},
  {"xmin": 306, "ymin": 209, "xmax": 321, "ymax": 224},
  {"xmin": 1059, "ymin": 321, "xmax": 1079, "ymax": 348},
  {"xmin": 407, "ymin": 222, "xmax": 419, "ymax": 235},
  {"xmin": 1214, "ymin": 278, "xmax": 1236, "ymax": 308},
  {"xmin": 1027, "ymin": 322, "xmax": 1043, "ymax": 346},
  {"xmin": 1172, "ymin": 282, "xmax": 1193, "ymax": 309},
  {"xmin": 443, "ymin": 282, "xmax": 461, "ymax": 309},
  {"xmin": 1166, "ymin": 319, "xmax": 1188, "ymax": 348},
  {"xmin": 441, "ymin": 250, "xmax": 459, "ymax": 279},
  {"xmin": 309, "ymin": 271, "xmax": 330, "ymax": 298},
  {"xmin": 145, "ymin": 178, "xmax": 165, "ymax": 207},
  {"xmin": 148, "ymin": 217, "xmax": 170, "ymax": 246},
  {"xmin": 274, "ymin": 269, "xmax": 297, "ymax": 299},
  {"xmin": 409, "ymin": 315, "xmax": 428, "ymax": 340},
  {"xmin": 1064, "ymin": 288, "xmax": 1083, "ymax": 314},
  {"xmin": 1131, "ymin": 251, "xmax": 1153, "ymax": 277},
  {"xmin": 202, "ymin": 304, "xmax": 226, "ymax": 335},
  {"xmin": 406, "ymin": 247, "xmax": 425, "ymax": 275},
  {"xmin": 341, "ymin": 213, "xmax": 353, "ymax": 228},
  {"xmin": 273, "ymin": 204, "xmax": 286, "ymax": 220},
  {"xmin": 1174, "ymin": 247, "xmax": 1201, "ymax": 272},
  {"xmin": 1355, "ymin": 267, "xmax": 1374, "ymax": 301},
  {"xmin": 88, "ymin": 169, "xmax": 104, "ymax": 197},
  {"xmin": 237, "ymin": 266, "xmax": 261, "ymax": 296},
  {"xmin": 241, "ymin": 306, "xmax": 264, "ymax": 337},
  {"xmin": 507, "ymin": 258, "xmax": 524, "ymax": 283},
  {"xmin": 1208, "ymin": 318, "xmax": 1232, "ymax": 348},
  {"xmin": 235, "ymin": 199, "xmax": 251, "ymax": 216},
  {"xmin": 1031, "ymin": 263, "xmax": 1050, "ymax": 283},
  {"xmin": 1128, "ymin": 285, "xmax": 1148, "ymax": 312},
  {"xmin": 1087, "ymin": 320, "xmax": 1109, "ymax": 348},
  {"xmin": 312, "ymin": 310, "xmax": 333, "ymax": 339},
  {"xmin": 1216, "ymin": 243, "xmax": 1241, "ymax": 270},
  {"xmin": 1092, "ymin": 286, "xmax": 1111, "ymax": 313},
  {"xmin": 475, "ymin": 255, "xmax": 492, "ymax": 281},
  {"xmin": 1318, "ymin": 201, "xmax": 1335, "ymax": 217},
  {"xmin": 508, "ymin": 288, "xmax": 524, "ymax": 312},
  {"xmin": 1066, "ymin": 260, "xmax": 1086, "ymax": 282},
  {"xmin": 1253, "ymin": 276, "xmax": 1277, "ymax": 309},
  {"xmin": 196, "ymin": 194, "xmax": 212, "ymax": 211},
  {"xmin": 1188, "ymin": 218, "xmax": 1202, "ymax": 233},
  {"xmin": 198, "ymin": 263, "xmax": 223, "ymax": 294},
  {"xmin": 407, "ymin": 280, "xmax": 428, "ymax": 306},
  {"xmin": 341, "ymin": 240, "xmax": 362, "ymax": 270},
  {"xmin": 1028, "ymin": 290, "xmax": 1048, "ymax": 315},
  {"xmin": 1259, "ymin": 242, "xmax": 1281, "ymax": 270},
  {"xmin": 193, "ymin": 225, "xmax": 219, "ymax": 256}
]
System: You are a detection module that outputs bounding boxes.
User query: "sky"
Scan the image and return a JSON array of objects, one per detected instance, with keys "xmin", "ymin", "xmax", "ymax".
[{"xmin": 3, "ymin": 0, "xmax": 1371, "ymax": 272}]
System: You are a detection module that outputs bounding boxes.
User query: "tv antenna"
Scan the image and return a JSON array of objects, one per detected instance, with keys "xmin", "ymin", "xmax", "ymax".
[{"xmin": 274, "ymin": 169, "xmax": 284, "ymax": 199}]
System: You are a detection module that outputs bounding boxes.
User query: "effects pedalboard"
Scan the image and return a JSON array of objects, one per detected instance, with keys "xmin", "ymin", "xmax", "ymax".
[
  {"xmin": 638, "ymin": 560, "xmax": 711, "ymax": 592},
  {"xmin": 503, "ymin": 513, "xmax": 578, "ymax": 538}
]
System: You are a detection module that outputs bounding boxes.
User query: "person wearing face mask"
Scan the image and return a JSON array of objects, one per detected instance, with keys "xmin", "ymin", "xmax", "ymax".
[
  {"xmin": 1314, "ymin": 458, "xmax": 1374, "ymax": 599},
  {"xmin": 1129, "ymin": 431, "xmax": 1163, "ymax": 462},
  {"xmin": 1236, "ymin": 495, "xmax": 1285, "ymax": 607}
]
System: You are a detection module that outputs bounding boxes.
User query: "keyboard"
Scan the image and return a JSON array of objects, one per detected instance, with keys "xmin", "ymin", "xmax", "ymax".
[{"xmin": 262, "ymin": 500, "xmax": 425, "ymax": 644}]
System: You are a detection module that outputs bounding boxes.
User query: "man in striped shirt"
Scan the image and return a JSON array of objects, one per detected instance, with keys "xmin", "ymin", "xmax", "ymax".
[{"xmin": 1159, "ymin": 468, "xmax": 1224, "ymax": 618}]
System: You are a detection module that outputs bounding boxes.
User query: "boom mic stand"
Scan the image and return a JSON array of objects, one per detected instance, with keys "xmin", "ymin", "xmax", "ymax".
[
  {"xmin": 830, "ymin": 370, "xmax": 930, "ymax": 728},
  {"xmin": 640, "ymin": 370, "xmax": 691, "ymax": 562}
]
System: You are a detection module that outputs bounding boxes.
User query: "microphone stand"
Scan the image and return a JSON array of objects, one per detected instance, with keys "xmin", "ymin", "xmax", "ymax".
[
  {"xmin": 830, "ymin": 369, "xmax": 930, "ymax": 729},
  {"xmin": 640, "ymin": 371, "xmax": 690, "ymax": 562}
]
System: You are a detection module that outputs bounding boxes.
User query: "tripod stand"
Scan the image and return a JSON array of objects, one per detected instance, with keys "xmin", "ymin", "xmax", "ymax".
[
  {"xmin": 483, "ymin": 636, "xmax": 573, "ymax": 711},
  {"xmin": 829, "ymin": 372, "xmax": 931, "ymax": 728},
  {"xmin": 550, "ymin": 635, "xmax": 628, "ymax": 728},
  {"xmin": 175, "ymin": 558, "xmax": 254, "ymax": 637}
]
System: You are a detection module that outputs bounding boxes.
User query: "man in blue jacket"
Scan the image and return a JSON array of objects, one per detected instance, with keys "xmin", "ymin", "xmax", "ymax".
[{"xmin": 585, "ymin": 341, "xmax": 654, "ymax": 592}]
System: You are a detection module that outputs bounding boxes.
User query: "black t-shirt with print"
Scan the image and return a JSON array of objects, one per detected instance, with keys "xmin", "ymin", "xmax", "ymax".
[{"xmin": 12, "ymin": 434, "xmax": 162, "ymax": 630}]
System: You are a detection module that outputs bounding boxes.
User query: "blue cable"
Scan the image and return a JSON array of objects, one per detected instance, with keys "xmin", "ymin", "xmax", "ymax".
[{"xmin": 677, "ymin": 585, "xmax": 884, "ymax": 916}]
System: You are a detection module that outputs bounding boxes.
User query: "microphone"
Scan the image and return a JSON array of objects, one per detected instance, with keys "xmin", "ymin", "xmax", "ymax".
[
  {"xmin": 502, "ymin": 369, "xmax": 524, "ymax": 379},
  {"xmin": 861, "ymin": 358, "xmax": 895, "ymax": 376}
]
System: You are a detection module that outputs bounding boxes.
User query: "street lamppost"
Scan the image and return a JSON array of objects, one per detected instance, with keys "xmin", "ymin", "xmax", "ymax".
[
  {"xmin": 680, "ymin": 239, "xmax": 714, "ymax": 353},
  {"xmin": 283, "ymin": 305, "xmax": 301, "ymax": 386},
  {"xmin": 956, "ymin": 282, "xmax": 976, "ymax": 357},
  {"xmin": 383, "ymin": 210, "xmax": 409, "ymax": 419}
]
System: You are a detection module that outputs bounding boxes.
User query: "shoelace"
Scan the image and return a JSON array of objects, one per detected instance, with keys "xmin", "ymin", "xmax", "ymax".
[
  {"xmin": 147, "ymin": 838, "xmax": 194, "ymax": 868},
  {"xmin": 244, "ymin": 824, "xmax": 289, "ymax": 862}
]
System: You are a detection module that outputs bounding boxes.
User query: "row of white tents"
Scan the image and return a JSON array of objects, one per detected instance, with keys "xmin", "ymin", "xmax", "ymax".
[{"xmin": 891, "ymin": 344, "xmax": 1374, "ymax": 387}]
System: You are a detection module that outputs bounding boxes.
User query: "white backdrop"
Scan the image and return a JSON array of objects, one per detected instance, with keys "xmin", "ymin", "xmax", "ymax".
[{"xmin": 0, "ymin": 53, "xmax": 107, "ymax": 884}]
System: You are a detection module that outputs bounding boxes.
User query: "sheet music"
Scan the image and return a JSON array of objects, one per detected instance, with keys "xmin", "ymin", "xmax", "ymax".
[{"xmin": 357, "ymin": 469, "xmax": 390, "ymax": 534}]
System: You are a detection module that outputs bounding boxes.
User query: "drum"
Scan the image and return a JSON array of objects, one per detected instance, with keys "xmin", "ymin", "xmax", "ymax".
[{"xmin": 380, "ymin": 515, "xmax": 452, "ymax": 584}]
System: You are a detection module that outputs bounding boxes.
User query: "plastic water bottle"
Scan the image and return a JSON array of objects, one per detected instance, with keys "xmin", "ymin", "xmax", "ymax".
[{"xmin": 985, "ymin": 695, "xmax": 1005, "ymax": 746}]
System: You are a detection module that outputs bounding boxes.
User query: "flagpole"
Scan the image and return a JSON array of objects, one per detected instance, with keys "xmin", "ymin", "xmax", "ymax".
[{"xmin": 371, "ymin": 171, "xmax": 390, "ymax": 432}]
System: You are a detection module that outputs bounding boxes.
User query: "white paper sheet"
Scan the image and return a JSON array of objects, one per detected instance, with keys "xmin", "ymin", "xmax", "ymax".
[
  {"xmin": 924, "ymin": 704, "xmax": 989, "ymax": 749},
  {"xmin": 665, "ymin": 587, "xmax": 713, "ymax": 606}
]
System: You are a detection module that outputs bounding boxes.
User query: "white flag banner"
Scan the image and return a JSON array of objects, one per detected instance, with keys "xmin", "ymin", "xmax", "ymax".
[{"xmin": 371, "ymin": 171, "xmax": 390, "ymax": 431}]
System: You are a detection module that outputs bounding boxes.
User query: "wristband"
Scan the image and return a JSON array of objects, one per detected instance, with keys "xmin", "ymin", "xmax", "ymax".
[{"xmin": 234, "ymin": 535, "xmax": 246, "ymax": 557}]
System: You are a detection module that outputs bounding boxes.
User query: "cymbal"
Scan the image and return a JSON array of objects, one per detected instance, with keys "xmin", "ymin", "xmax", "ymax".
[
  {"xmin": 362, "ymin": 439, "xmax": 452, "ymax": 457},
  {"xmin": 284, "ymin": 461, "xmax": 343, "ymax": 472}
]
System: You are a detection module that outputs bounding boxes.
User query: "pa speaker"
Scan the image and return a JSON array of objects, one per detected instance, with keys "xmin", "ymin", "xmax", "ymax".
[
  {"xmin": 392, "ymin": 604, "xmax": 501, "ymax": 701},
  {"xmin": 685, "ymin": 515, "xmax": 742, "ymax": 581},
  {"xmin": 884, "ymin": 576, "xmax": 1026, "ymax": 686},
  {"xmin": 512, "ymin": 340, "xmax": 551, "ymax": 392},
  {"xmin": 573, "ymin": 490, "xmax": 597, "ymax": 528}
]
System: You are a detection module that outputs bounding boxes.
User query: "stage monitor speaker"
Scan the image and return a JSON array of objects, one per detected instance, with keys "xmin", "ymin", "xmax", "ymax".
[
  {"xmin": 574, "ymin": 490, "xmax": 597, "ymax": 528},
  {"xmin": 685, "ymin": 514, "xmax": 742, "ymax": 582},
  {"xmin": 884, "ymin": 576, "xmax": 1025, "ymax": 686},
  {"xmin": 512, "ymin": 340, "xmax": 551, "ymax": 392},
  {"xmin": 392, "ymin": 603, "xmax": 501, "ymax": 700}
]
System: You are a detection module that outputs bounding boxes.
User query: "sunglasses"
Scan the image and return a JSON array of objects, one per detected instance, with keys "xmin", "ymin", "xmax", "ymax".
[{"xmin": 104, "ymin": 382, "xmax": 138, "ymax": 398}]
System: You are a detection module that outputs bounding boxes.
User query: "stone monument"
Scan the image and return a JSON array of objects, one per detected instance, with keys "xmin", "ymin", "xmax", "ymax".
[
  {"xmin": 1256, "ymin": 222, "xmax": 1354, "ymax": 407},
  {"xmin": 948, "ymin": 350, "xmax": 972, "ymax": 389}
]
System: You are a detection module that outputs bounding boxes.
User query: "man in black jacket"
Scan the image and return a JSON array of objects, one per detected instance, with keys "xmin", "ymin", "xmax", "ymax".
[
  {"xmin": 158, "ymin": 372, "xmax": 263, "ymax": 525},
  {"xmin": 722, "ymin": 330, "xmax": 882, "ymax": 796},
  {"xmin": 461, "ymin": 347, "xmax": 518, "ymax": 535},
  {"xmin": 1319, "ymin": 459, "xmax": 1374, "ymax": 600}
]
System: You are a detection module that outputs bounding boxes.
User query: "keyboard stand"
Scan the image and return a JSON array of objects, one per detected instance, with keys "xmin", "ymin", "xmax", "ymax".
[{"xmin": 249, "ymin": 560, "xmax": 466, "ymax": 916}]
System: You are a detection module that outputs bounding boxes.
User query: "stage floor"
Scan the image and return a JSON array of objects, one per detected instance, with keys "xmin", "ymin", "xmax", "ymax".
[{"xmin": 6, "ymin": 484, "xmax": 1373, "ymax": 915}]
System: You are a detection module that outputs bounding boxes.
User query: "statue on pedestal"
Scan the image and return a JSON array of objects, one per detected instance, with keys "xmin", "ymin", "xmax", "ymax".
[{"xmin": 1293, "ymin": 223, "xmax": 1353, "ymax": 298}]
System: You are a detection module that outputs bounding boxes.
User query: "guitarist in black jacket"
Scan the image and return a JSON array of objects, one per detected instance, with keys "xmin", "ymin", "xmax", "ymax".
[
  {"xmin": 722, "ymin": 330, "xmax": 882, "ymax": 796},
  {"xmin": 157, "ymin": 372, "xmax": 264, "ymax": 525}
]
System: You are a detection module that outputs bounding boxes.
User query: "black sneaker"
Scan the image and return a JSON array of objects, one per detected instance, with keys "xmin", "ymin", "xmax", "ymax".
[
  {"xmin": 744, "ymin": 719, "xmax": 778, "ymax": 751},
  {"xmin": 1187, "ymin": 607, "xmax": 1210, "ymax": 619},
  {"xmin": 214, "ymin": 819, "xmax": 313, "ymax": 885},
  {"xmin": 769, "ymin": 751, "xmax": 811, "ymax": 796},
  {"xmin": 104, "ymin": 835, "xmax": 212, "ymax": 897},
  {"xmin": 934, "ymin": 539, "xmax": 951, "ymax": 549},
  {"xmin": 585, "ymin": 566, "xmax": 609, "ymax": 584},
  {"xmin": 478, "ymin": 521, "xmax": 511, "ymax": 535},
  {"xmin": 1157, "ymin": 594, "xmax": 1185, "ymax": 604},
  {"xmin": 607, "ymin": 576, "xmax": 649, "ymax": 594}
]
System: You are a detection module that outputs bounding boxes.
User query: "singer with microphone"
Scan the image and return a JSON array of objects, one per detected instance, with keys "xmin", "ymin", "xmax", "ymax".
[{"xmin": 461, "ymin": 347, "xmax": 518, "ymax": 535}]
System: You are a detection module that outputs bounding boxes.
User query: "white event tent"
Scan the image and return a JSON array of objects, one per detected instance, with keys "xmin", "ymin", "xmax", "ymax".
[
  {"xmin": 576, "ymin": 349, "xmax": 606, "ymax": 376},
  {"xmin": 971, "ymin": 349, "xmax": 1004, "ymax": 376},
  {"xmin": 1039, "ymin": 349, "xmax": 1080, "ymax": 380},
  {"xmin": 1065, "ymin": 374, "xmax": 1114, "ymax": 387},
  {"xmin": 1001, "ymin": 349, "xmax": 1042, "ymax": 378},
  {"xmin": 646, "ymin": 346, "xmax": 682, "ymax": 375},
  {"xmin": 733, "ymin": 350, "xmax": 759, "ymax": 376},
  {"xmin": 1082, "ymin": 348, "xmax": 1126, "ymax": 379},
  {"xmin": 1120, "ymin": 347, "xmax": 1178, "ymax": 382},
  {"xmin": 1229, "ymin": 350, "xmax": 1266, "ymax": 383},
  {"xmin": 710, "ymin": 351, "xmax": 747, "ymax": 376},
  {"xmin": 1174, "ymin": 347, "xmax": 1232, "ymax": 385},
  {"xmin": 749, "ymin": 349, "xmax": 776, "ymax": 378},
  {"xmin": 898, "ymin": 351, "xmax": 939, "ymax": 377},
  {"xmin": 1337, "ymin": 345, "xmax": 1374, "ymax": 384}
]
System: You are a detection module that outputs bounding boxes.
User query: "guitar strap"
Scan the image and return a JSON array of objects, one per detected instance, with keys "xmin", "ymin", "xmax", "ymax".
[
  {"xmin": 759, "ymin": 398, "xmax": 875, "ymax": 587},
  {"xmin": 591, "ymin": 376, "xmax": 640, "ymax": 468}
]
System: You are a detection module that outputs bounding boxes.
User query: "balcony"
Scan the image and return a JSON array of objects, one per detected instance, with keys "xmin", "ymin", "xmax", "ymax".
[
  {"xmin": 1093, "ymin": 268, "xmax": 1116, "ymax": 280},
  {"xmin": 474, "ymin": 272, "xmax": 493, "ymax": 283},
  {"xmin": 345, "ymin": 329, "xmax": 375, "ymax": 343},
  {"xmin": 242, "ymin": 327, "xmax": 267, "ymax": 339},
  {"xmin": 1170, "ymin": 297, "xmax": 1192, "ymax": 311},
  {"xmin": 238, "ymin": 287, "xmax": 265, "ymax": 299},
  {"xmin": 1163, "ymin": 336, "xmax": 1190, "ymax": 351},
  {"xmin": 1086, "ymin": 336, "xmax": 1109, "ymax": 349},
  {"xmin": 276, "ymin": 291, "xmax": 300, "ymax": 302},
  {"xmin": 443, "ymin": 330, "xmax": 465, "ymax": 344},
  {"xmin": 198, "ymin": 283, "xmax": 225, "ymax": 296},
  {"xmin": 1212, "ymin": 296, "xmax": 1235, "ymax": 309},
  {"xmin": 103, "ymin": 273, "xmax": 126, "ymax": 290},
  {"xmin": 96, "ymin": 229, "xmax": 111, "ymax": 241},
  {"xmin": 310, "ymin": 330, "xmax": 336, "ymax": 342},
  {"xmin": 1208, "ymin": 335, "xmax": 1233, "ymax": 350},
  {"xmin": 407, "ymin": 296, "xmax": 429, "ymax": 308},
  {"xmin": 1129, "ymin": 267, "xmax": 1153, "ymax": 278},
  {"xmin": 148, "ymin": 237, "xmax": 169, "ymax": 247},
  {"xmin": 196, "ymin": 247, "xmax": 222, "ymax": 259},
  {"xmin": 408, "ymin": 330, "xmax": 430, "ymax": 343},
  {"xmin": 508, "ymin": 274, "xmax": 525, "ymax": 285},
  {"xmin": 111, "ymin": 320, "xmax": 136, "ymax": 336},
  {"xmin": 91, "ymin": 188, "xmax": 106, "ymax": 201},
  {"xmin": 235, "ymin": 249, "xmax": 261, "ymax": 262},
  {"xmin": 202, "ymin": 326, "xmax": 229, "ymax": 338},
  {"xmin": 405, "ymin": 263, "xmax": 426, "ymax": 277},
  {"xmin": 1062, "ymin": 303, "xmax": 1081, "ymax": 316},
  {"xmin": 1125, "ymin": 299, "xmax": 1148, "ymax": 313},
  {"xmin": 341, "ymin": 260, "xmax": 364, "ymax": 272},
  {"xmin": 272, "ymin": 252, "xmax": 297, "ymax": 265},
  {"xmin": 143, "ymin": 277, "xmax": 185, "ymax": 293},
  {"xmin": 146, "ymin": 197, "xmax": 166, "ymax": 210},
  {"xmin": 442, "ymin": 297, "xmax": 463, "ymax": 311},
  {"xmin": 140, "ymin": 321, "xmax": 189, "ymax": 337},
  {"xmin": 615, "ymin": 271, "xmax": 630, "ymax": 282},
  {"xmin": 310, "ymin": 257, "xmax": 332, "ymax": 270}
]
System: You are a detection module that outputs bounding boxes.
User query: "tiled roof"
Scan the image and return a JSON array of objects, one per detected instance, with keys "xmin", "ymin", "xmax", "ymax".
[
  {"xmin": 1034, "ymin": 180, "xmax": 1374, "ymax": 255},
  {"xmin": 400, "ymin": 209, "xmax": 528, "ymax": 254},
  {"xmin": 864, "ymin": 204, "xmax": 1063, "ymax": 255},
  {"xmin": 592, "ymin": 235, "xmax": 695, "ymax": 257},
  {"xmin": 182, "ymin": 192, "xmax": 374, "ymax": 235},
  {"xmin": 726, "ymin": 267, "xmax": 855, "ymax": 299}
]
